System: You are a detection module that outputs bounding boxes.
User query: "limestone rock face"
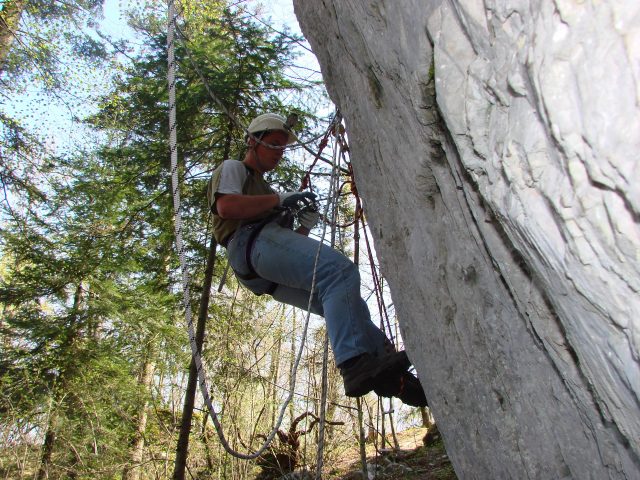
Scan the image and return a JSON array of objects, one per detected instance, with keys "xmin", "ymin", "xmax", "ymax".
[{"xmin": 293, "ymin": 1, "xmax": 640, "ymax": 478}]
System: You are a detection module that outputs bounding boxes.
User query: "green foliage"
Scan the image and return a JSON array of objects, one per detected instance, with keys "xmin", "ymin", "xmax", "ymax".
[
  {"xmin": 0, "ymin": 0, "xmax": 118, "ymax": 235},
  {"xmin": 1, "ymin": 0, "xmax": 106, "ymax": 81}
]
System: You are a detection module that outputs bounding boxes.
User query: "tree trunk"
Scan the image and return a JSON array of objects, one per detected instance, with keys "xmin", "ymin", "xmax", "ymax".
[
  {"xmin": 0, "ymin": 304, "xmax": 11, "ymax": 351},
  {"xmin": 267, "ymin": 309, "xmax": 284, "ymax": 426},
  {"xmin": 201, "ymin": 411, "xmax": 215, "ymax": 471},
  {"xmin": 288, "ymin": 311, "xmax": 297, "ymax": 427},
  {"xmin": 172, "ymin": 234, "xmax": 217, "ymax": 480},
  {"xmin": 388, "ymin": 400, "xmax": 400, "ymax": 450},
  {"xmin": 420, "ymin": 407, "xmax": 432, "ymax": 428},
  {"xmin": 356, "ymin": 398, "xmax": 368, "ymax": 480},
  {"xmin": 123, "ymin": 338, "xmax": 157, "ymax": 480},
  {"xmin": 325, "ymin": 361, "xmax": 340, "ymax": 440},
  {"xmin": 36, "ymin": 418, "xmax": 56, "ymax": 480},
  {"xmin": 37, "ymin": 283, "xmax": 84, "ymax": 479},
  {"xmin": 222, "ymin": 115, "xmax": 235, "ymax": 161},
  {"xmin": 378, "ymin": 398, "xmax": 386, "ymax": 451},
  {"xmin": 0, "ymin": 0, "xmax": 25, "ymax": 74}
]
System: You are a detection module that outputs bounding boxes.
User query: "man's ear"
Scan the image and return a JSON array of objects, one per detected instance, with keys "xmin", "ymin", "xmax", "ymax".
[{"xmin": 246, "ymin": 135, "xmax": 257, "ymax": 147}]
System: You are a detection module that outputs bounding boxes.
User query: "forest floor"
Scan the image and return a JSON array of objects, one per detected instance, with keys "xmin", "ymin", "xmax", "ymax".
[{"xmin": 324, "ymin": 426, "xmax": 458, "ymax": 480}]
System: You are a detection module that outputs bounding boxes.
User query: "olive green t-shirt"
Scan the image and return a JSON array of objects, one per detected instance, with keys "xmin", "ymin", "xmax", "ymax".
[{"xmin": 207, "ymin": 160, "xmax": 276, "ymax": 245}]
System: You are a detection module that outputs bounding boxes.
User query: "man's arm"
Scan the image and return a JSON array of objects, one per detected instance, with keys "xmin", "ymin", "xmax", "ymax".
[{"xmin": 216, "ymin": 193, "xmax": 279, "ymax": 219}]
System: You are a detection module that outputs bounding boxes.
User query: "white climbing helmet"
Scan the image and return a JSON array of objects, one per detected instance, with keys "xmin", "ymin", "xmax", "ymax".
[{"xmin": 247, "ymin": 113, "xmax": 297, "ymax": 144}]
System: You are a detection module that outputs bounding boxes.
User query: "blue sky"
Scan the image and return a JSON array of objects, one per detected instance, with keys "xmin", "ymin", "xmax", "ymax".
[{"xmin": 4, "ymin": 0, "xmax": 322, "ymax": 156}]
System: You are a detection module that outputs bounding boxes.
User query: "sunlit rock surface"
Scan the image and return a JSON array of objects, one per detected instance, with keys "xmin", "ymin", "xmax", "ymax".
[{"xmin": 293, "ymin": 1, "xmax": 640, "ymax": 478}]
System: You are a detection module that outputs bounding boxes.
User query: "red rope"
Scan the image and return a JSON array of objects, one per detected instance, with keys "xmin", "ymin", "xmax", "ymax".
[
  {"xmin": 303, "ymin": 123, "xmax": 396, "ymax": 345},
  {"xmin": 343, "ymin": 156, "xmax": 395, "ymax": 345},
  {"xmin": 362, "ymin": 218, "xmax": 395, "ymax": 345},
  {"xmin": 299, "ymin": 135, "xmax": 329, "ymax": 192},
  {"xmin": 299, "ymin": 120, "xmax": 346, "ymax": 192}
]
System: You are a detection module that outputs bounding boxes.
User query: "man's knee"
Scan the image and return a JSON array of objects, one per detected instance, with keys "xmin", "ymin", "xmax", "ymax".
[{"xmin": 339, "ymin": 259, "xmax": 361, "ymax": 287}]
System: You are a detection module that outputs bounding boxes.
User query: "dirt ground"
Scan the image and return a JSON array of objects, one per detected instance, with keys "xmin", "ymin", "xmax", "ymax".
[{"xmin": 325, "ymin": 426, "xmax": 458, "ymax": 480}]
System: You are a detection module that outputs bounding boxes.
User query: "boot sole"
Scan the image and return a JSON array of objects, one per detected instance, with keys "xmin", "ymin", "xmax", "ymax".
[
  {"xmin": 373, "ymin": 372, "xmax": 428, "ymax": 407},
  {"xmin": 344, "ymin": 351, "xmax": 411, "ymax": 397}
]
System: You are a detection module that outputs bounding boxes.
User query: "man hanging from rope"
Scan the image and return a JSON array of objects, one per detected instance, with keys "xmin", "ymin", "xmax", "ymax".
[{"xmin": 207, "ymin": 113, "xmax": 427, "ymax": 407}]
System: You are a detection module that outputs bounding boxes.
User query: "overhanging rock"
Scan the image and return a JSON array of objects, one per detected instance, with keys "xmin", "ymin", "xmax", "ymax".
[{"xmin": 293, "ymin": 1, "xmax": 640, "ymax": 478}]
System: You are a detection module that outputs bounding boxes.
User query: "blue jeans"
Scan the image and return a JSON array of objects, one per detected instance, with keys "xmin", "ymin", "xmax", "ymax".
[{"xmin": 227, "ymin": 221, "xmax": 388, "ymax": 365}]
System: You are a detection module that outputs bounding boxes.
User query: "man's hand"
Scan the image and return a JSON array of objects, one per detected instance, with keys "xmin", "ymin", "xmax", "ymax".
[
  {"xmin": 278, "ymin": 191, "xmax": 317, "ymax": 208},
  {"xmin": 299, "ymin": 210, "xmax": 320, "ymax": 230}
]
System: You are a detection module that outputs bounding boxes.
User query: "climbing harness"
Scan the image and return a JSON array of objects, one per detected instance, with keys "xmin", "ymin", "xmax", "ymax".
[{"xmin": 228, "ymin": 200, "xmax": 318, "ymax": 296}]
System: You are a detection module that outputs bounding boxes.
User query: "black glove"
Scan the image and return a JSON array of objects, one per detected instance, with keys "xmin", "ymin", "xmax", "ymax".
[{"xmin": 278, "ymin": 191, "xmax": 317, "ymax": 209}]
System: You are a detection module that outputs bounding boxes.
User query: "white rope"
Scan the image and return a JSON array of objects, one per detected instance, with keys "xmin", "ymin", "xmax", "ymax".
[{"xmin": 167, "ymin": 0, "xmax": 343, "ymax": 460}]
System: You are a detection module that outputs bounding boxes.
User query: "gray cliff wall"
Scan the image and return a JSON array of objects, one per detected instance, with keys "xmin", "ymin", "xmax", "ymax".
[{"xmin": 293, "ymin": 1, "xmax": 640, "ymax": 478}]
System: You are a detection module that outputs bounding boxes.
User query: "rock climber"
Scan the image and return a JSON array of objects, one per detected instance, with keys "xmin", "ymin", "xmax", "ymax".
[{"xmin": 207, "ymin": 112, "xmax": 427, "ymax": 407}]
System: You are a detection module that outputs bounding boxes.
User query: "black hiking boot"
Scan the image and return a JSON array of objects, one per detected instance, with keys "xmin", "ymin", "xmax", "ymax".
[
  {"xmin": 373, "ymin": 371, "xmax": 428, "ymax": 407},
  {"xmin": 339, "ymin": 351, "xmax": 411, "ymax": 397}
]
